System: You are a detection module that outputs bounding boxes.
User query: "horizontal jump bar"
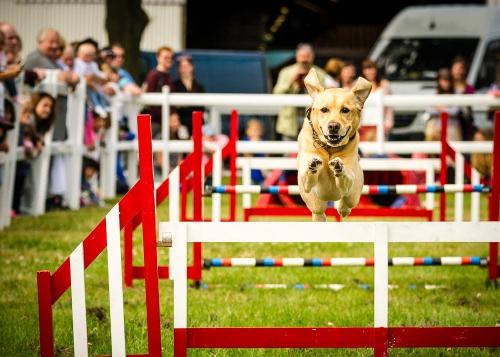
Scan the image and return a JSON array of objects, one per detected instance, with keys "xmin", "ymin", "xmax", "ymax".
[
  {"xmin": 205, "ymin": 184, "xmax": 491, "ymax": 195},
  {"xmin": 203, "ymin": 256, "xmax": 487, "ymax": 268},
  {"xmin": 178, "ymin": 326, "xmax": 500, "ymax": 349},
  {"xmin": 160, "ymin": 222, "xmax": 500, "ymax": 243}
]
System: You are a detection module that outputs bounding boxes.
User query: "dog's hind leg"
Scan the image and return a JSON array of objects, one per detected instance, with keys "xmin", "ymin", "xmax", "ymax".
[{"xmin": 300, "ymin": 188, "xmax": 327, "ymax": 222}]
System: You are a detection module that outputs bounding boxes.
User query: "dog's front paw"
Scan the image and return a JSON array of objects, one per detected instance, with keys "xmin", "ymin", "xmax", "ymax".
[
  {"xmin": 308, "ymin": 157, "xmax": 323, "ymax": 174},
  {"xmin": 329, "ymin": 158, "xmax": 344, "ymax": 177}
]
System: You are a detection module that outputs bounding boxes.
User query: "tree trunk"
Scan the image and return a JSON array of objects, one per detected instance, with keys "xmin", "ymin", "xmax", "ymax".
[{"xmin": 105, "ymin": 0, "xmax": 149, "ymax": 82}]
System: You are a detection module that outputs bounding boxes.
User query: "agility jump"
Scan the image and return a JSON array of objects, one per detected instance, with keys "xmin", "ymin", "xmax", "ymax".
[{"xmin": 37, "ymin": 114, "xmax": 500, "ymax": 356}]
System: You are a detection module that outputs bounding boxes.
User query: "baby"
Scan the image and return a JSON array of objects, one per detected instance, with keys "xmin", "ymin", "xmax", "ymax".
[{"xmin": 73, "ymin": 43, "xmax": 112, "ymax": 118}]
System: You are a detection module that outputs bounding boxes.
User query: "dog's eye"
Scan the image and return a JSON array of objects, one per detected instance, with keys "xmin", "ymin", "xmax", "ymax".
[
  {"xmin": 340, "ymin": 107, "xmax": 350, "ymax": 114},
  {"xmin": 320, "ymin": 107, "xmax": 329, "ymax": 113}
]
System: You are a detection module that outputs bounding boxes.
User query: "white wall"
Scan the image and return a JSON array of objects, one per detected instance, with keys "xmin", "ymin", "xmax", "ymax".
[{"xmin": 1, "ymin": 0, "xmax": 185, "ymax": 55}]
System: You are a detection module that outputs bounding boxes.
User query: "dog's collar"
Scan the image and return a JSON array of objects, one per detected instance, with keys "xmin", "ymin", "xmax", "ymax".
[{"xmin": 306, "ymin": 107, "xmax": 355, "ymax": 154}]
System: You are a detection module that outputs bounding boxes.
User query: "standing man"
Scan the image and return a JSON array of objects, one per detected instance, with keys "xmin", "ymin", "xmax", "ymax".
[
  {"xmin": 25, "ymin": 28, "xmax": 79, "ymax": 209},
  {"xmin": 273, "ymin": 43, "xmax": 334, "ymax": 140}
]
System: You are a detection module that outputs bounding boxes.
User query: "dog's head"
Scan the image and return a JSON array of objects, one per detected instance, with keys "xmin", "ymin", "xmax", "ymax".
[{"xmin": 304, "ymin": 68, "xmax": 372, "ymax": 148}]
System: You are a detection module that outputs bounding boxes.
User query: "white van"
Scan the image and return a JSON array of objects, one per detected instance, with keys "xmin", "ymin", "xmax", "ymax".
[{"xmin": 369, "ymin": 5, "xmax": 500, "ymax": 137}]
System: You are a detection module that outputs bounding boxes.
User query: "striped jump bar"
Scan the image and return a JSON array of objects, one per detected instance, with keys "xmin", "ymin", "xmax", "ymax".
[
  {"xmin": 203, "ymin": 256, "xmax": 487, "ymax": 268},
  {"xmin": 206, "ymin": 184, "xmax": 491, "ymax": 195}
]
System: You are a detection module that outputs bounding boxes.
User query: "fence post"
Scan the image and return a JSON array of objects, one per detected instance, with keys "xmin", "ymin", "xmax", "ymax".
[
  {"xmin": 229, "ymin": 110, "xmax": 238, "ymax": 221},
  {"xmin": 192, "ymin": 111, "xmax": 203, "ymax": 281},
  {"xmin": 161, "ymin": 85, "xmax": 171, "ymax": 180},
  {"xmin": 0, "ymin": 99, "xmax": 21, "ymax": 228},
  {"xmin": 440, "ymin": 111, "xmax": 448, "ymax": 221},
  {"xmin": 65, "ymin": 80, "xmax": 86, "ymax": 210},
  {"xmin": 488, "ymin": 112, "xmax": 500, "ymax": 286}
]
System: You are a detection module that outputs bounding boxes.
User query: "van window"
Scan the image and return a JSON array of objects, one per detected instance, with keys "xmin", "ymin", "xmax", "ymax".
[
  {"xmin": 475, "ymin": 39, "xmax": 500, "ymax": 91},
  {"xmin": 376, "ymin": 38, "xmax": 479, "ymax": 81}
]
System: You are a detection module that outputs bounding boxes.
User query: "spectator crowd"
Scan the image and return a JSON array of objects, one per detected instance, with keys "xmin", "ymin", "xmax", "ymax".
[{"xmin": 0, "ymin": 23, "xmax": 497, "ymax": 216}]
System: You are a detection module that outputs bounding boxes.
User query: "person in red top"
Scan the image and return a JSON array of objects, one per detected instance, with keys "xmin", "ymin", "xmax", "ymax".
[{"xmin": 143, "ymin": 45, "xmax": 174, "ymax": 138}]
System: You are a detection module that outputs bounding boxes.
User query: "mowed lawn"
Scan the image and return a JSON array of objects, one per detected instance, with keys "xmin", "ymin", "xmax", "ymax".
[{"xmin": 0, "ymin": 193, "xmax": 499, "ymax": 356}]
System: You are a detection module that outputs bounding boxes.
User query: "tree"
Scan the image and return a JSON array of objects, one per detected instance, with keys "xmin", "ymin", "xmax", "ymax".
[{"xmin": 105, "ymin": 0, "xmax": 149, "ymax": 81}]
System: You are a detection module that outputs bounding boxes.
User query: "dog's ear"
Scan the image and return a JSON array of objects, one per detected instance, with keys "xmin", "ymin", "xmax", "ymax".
[
  {"xmin": 352, "ymin": 77, "xmax": 372, "ymax": 110},
  {"xmin": 304, "ymin": 68, "xmax": 324, "ymax": 98}
]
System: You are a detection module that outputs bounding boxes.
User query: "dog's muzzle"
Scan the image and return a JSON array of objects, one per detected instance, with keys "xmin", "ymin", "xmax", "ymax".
[{"xmin": 325, "ymin": 126, "xmax": 350, "ymax": 145}]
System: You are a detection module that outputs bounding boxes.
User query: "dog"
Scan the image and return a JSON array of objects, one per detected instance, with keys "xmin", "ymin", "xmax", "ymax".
[{"xmin": 297, "ymin": 68, "xmax": 372, "ymax": 222}]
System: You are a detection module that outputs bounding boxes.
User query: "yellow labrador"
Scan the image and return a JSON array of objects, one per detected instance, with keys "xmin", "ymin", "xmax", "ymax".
[{"xmin": 297, "ymin": 68, "xmax": 372, "ymax": 221}]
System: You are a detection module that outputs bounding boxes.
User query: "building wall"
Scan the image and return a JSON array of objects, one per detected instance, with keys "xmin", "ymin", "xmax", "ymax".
[{"xmin": 1, "ymin": 0, "xmax": 185, "ymax": 55}]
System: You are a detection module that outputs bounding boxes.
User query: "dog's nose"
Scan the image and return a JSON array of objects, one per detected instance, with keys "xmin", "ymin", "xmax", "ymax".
[{"xmin": 328, "ymin": 122, "xmax": 341, "ymax": 133}]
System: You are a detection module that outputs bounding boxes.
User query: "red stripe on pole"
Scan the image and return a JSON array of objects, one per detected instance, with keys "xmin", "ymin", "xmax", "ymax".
[
  {"xmin": 489, "ymin": 112, "xmax": 500, "ymax": 283},
  {"xmin": 416, "ymin": 184, "xmax": 427, "ymax": 194},
  {"xmin": 174, "ymin": 328, "xmax": 188, "ymax": 357},
  {"xmin": 365, "ymin": 257, "xmax": 374, "ymax": 266},
  {"xmin": 463, "ymin": 184, "xmax": 473, "ymax": 193},
  {"xmin": 440, "ymin": 111, "xmax": 448, "ymax": 221},
  {"xmin": 222, "ymin": 259, "xmax": 232, "ymax": 267},
  {"xmin": 369, "ymin": 186, "xmax": 379, "ymax": 194},
  {"xmin": 185, "ymin": 327, "xmax": 378, "ymax": 348},
  {"xmin": 192, "ymin": 111, "xmax": 203, "ymax": 281},
  {"xmin": 37, "ymin": 271, "xmax": 54, "ymax": 357},
  {"xmin": 462, "ymin": 256, "xmax": 471, "ymax": 265},
  {"xmin": 389, "ymin": 327, "xmax": 500, "ymax": 348},
  {"xmin": 137, "ymin": 114, "xmax": 162, "ymax": 357},
  {"xmin": 414, "ymin": 257, "xmax": 424, "ymax": 266},
  {"xmin": 322, "ymin": 258, "xmax": 331, "ymax": 267},
  {"xmin": 275, "ymin": 258, "xmax": 283, "ymax": 267},
  {"xmin": 124, "ymin": 223, "xmax": 133, "ymax": 287},
  {"xmin": 279, "ymin": 186, "xmax": 289, "ymax": 194},
  {"xmin": 229, "ymin": 110, "xmax": 238, "ymax": 221}
]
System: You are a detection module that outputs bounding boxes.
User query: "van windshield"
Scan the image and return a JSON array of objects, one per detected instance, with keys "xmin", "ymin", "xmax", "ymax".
[{"xmin": 376, "ymin": 38, "xmax": 479, "ymax": 81}]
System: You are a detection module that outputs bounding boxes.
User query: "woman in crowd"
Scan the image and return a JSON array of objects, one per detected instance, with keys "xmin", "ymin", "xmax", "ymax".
[
  {"xmin": 360, "ymin": 59, "xmax": 393, "ymax": 141},
  {"xmin": 425, "ymin": 68, "xmax": 473, "ymax": 142},
  {"xmin": 172, "ymin": 55, "xmax": 205, "ymax": 136},
  {"xmin": 12, "ymin": 92, "xmax": 55, "ymax": 214},
  {"xmin": 339, "ymin": 62, "xmax": 357, "ymax": 90}
]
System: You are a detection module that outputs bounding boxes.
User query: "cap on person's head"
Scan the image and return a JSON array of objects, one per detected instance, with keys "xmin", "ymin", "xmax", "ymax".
[{"xmin": 296, "ymin": 43, "xmax": 314, "ymax": 54}]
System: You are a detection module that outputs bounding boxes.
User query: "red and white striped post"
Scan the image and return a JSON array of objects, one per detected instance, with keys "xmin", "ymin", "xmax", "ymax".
[
  {"xmin": 192, "ymin": 111, "xmax": 203, "ymax": 281},
  {"xmin": 488, "ymin": 111, "xmax": 500, "ymax": 286}
]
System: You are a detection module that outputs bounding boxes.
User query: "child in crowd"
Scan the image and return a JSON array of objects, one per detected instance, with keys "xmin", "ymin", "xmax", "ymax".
[
  {"xmin": 12, "ymin": 92, "xmax": 55, "ymax": 214},
  {"xmin": 80, "ymin": 157, "xmax": 102, "ymax": 207},
  {"xmin": 73, "ymin": 42, "xmax": 112, "ymax": 118},
  {"xmin": 244, "ymin": 118, "xmax": 265, "ymax": 184}
]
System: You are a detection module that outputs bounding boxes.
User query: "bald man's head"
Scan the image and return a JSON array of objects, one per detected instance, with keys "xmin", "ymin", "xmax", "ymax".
[{"xmin": 37, "ymin": 28, "xmax": 60, "ymax": 60}]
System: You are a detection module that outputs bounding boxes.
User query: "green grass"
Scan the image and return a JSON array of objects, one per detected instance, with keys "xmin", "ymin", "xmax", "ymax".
[{"xmin": 0, "ymin": 193, "xmax": 499, "ymax": 356}]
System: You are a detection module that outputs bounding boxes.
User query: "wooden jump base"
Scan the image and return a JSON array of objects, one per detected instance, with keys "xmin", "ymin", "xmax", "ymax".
[
  {"xmin": 203, "ymin": 256, "xmax": 488, "ymax": 268},
  {"xmin": 244, "ymin": 206, "xmax": 433, "ymax": 221}
]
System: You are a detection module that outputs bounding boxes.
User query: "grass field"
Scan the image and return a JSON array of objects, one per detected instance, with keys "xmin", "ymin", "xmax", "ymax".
[{"xmin": 0, "ymin": 193, "xmax": 499, "ymax": 356}]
